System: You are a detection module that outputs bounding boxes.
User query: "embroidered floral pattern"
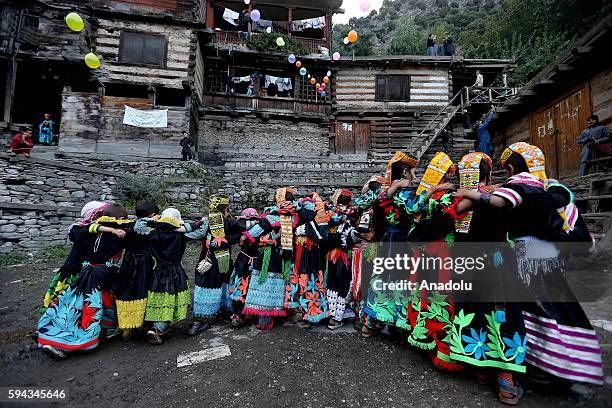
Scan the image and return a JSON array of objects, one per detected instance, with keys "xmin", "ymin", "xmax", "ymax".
[{"xmin": 445, "ymin": 309, "xmax": 527, "ymax": 373}]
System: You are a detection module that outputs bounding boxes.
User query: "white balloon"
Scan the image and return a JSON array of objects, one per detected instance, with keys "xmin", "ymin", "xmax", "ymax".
[
  {"xmin": 266, "ymin": 26, "xmax": 272, "ymax": 33},
  {"xmin": 343, "ymin": 37, "xmax": 349, "ymax": 45},
  {"xmin": 244, "ymin": 0, "xmax": 250, "ymax": 4}
]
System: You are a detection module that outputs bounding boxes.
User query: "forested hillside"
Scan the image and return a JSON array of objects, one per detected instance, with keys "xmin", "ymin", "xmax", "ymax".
[{"xmin": 333, "ymin": 0, "xmax": 612, "ymax": 85}]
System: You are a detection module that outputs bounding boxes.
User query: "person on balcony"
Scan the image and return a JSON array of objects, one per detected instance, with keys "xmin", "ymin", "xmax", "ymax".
[
  {"xmin": 442, "ymin": 33, "xmax": 455, "ymax": 56},
  {"xmin": 426, "ymin": 34, "xmax": 436, "ymax": 56},
  {"xmin": 577, "ymin": 114, "xmax": 611, "ymax": 176},
  {"xmin": 476, "ymin": 107, "xmax": 495, "ymax": 157}
]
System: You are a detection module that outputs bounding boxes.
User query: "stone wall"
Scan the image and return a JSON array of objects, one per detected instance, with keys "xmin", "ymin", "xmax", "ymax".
[
  {"xmin": 0, "ymin": 154, "xmax": 209, "ymax": 254},
  {"xmin": 199, "ymin": 115, "xmax": 331, "ymax": 164}
]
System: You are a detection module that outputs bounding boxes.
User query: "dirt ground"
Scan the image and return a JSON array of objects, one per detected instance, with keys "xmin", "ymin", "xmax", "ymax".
[{"xmin": 1, "ymin": 244, "xmax": 611, "ymax": 408}]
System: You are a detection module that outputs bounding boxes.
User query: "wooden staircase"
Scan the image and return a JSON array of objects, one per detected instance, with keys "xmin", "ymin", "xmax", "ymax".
[
  {"xmin": 369, "ymin": 110, "xmax": 457, "ymax": 162},
  {"xmin": 563, "ymin": 173, "xmax": 612, "ymax": 249}
]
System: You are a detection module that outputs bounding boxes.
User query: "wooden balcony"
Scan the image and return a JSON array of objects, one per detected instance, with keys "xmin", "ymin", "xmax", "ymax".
[
  {"xmin": 203, "ymin": 93, "xmax": 331, "ymax": 115},
  {"xmin": 214, "ymin": 30, "xmax": 327, "ymax": 54}
]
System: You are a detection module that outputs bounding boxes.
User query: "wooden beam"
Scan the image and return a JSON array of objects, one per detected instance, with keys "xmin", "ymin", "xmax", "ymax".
[
  {"xmin": 535, "ymin": 78, "xmax": 555, "ymax": 86},
  {"xmin": 505, "ymin": 98, "xmax": 523, "ymax": 105},
  {"xmin": 556, "ymin": 64, "xmax": 574, "ymax": 72},
  {"xmin": 573, "ymin": 46, "xmax": 594, "ymax": 54},
  {"xmin": 518, "ymin": 90, "xmax": 538, "ymax": 97},
  {"xmin": 3, "ymin": 58, "xmax": 17, "ymax": 126}
]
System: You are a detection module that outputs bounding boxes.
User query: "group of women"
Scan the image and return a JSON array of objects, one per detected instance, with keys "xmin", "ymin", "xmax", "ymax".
[{"xmin": 35, "ymin": 142, "xmax": 604, "ymax": 405}]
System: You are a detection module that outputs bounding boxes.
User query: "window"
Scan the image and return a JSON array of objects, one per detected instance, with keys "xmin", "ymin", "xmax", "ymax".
[
  {"xmin": 119, "ymin": 32, "xmax": 167, "ymax": 67},
  {"xmin": 375, "ymin": 75, "xmax": 411, "ymax": 102},
  {"xmin": 156, "ymin": 87, "xmax": 185, "ymax": 107}
]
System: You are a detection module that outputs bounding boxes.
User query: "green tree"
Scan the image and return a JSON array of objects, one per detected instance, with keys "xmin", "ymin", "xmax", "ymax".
[{"xmin": 387, "ymin": 17, "xmax": 424, "ymax": 55}]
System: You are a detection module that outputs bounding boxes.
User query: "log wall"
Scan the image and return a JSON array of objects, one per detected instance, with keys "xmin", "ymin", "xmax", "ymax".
[
  {"xmin": 591, "ymin": 66, "xmax": 612, "ymax": 126},
  {"xmin": 334, "ymin": 66, "xmax": 451, "ymax": 111},
  {"xmin": 60, "ymin": 91, "xmax": 189, "ymax": 158},
  {"xmin": 94, "ymin": 18, "xmax": 196, "ymax": 89},
  {"xmin": 96, "ymin": 0, "xmax": 196, "ymax": 18}
]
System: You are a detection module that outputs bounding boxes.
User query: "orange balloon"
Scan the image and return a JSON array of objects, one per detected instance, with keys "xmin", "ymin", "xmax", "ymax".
[
  {"xmin": 310, "ymin": 78, "xmax": 316, "ymax": 85},
  {"xmin": 348, "ymin": 30, "xmax": 358, "ymax": 43},
  {"xmin": 323, "ymin": 76, "xmax": 330, "ymax": 84},
  {"xmin": 315, "ymin": 83, "xmax": 321, "ymax": 89},
  {"xmin": 295, "ymin": 61, "xmax": 302, "ymax": 68}
]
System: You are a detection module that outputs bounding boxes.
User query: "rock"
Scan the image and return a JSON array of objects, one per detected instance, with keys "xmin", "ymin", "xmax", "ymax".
[
  {"xmin": 0, "ymin": 224, "xmax": 17, "ymax": 233},
  {"xmin": 71, "ymin": 190, "xmax": 86, "ymax": 198}
]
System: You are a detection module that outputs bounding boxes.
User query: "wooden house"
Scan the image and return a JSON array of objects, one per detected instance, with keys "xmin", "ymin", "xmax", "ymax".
[
  {"xmin": 0, "ymin": 0, "xmax": 205, "ymax": 159},
  {"xmin": 491, "ymin": 15, "xmax": 612, "ymax": 179}
]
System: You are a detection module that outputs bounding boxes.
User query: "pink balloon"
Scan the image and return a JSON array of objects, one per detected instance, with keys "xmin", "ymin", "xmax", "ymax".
[
  {"xmin": 360, "ymin": 0, "xmax": 370, "ymax": 12},
  {"xmin": 320, "ymin": 83, "xmax": 326, "ymax": 90},
  {"xmin": 332, "ymin": 52, "xmax": 341, "ymax": 61}
]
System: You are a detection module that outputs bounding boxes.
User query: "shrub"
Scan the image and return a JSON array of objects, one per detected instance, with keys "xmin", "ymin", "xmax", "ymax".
[
  {"xmin": 111, "ymin": 174, "xmax": 168, "ymax": 210},
  {"xmin": 247, "ymin": 33, "xmax": 309, "ymax": 55}
]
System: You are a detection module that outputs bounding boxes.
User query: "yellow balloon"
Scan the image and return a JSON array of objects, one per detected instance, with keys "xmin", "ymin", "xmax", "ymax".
[
  {"xmin": 315, "ymin": 83, "xmax": 321, "ymax": 89},
  {"xmin": 348, "ymin": 30, "xmax": 358, "ymax": 43},
  {"xmin": 66, "ymin": 12, "xmax": 84, "ymax": 32},
  {"xmin": 276, "ymin": 37, "xmax": 285, "ymax": 47},
  {"xmin": 310, "ymin": 78, "xmax": 316, "ymax": 85},
  {"xmin": 84, "ymin": 52, "xmax": 101, "ymax": 69}
]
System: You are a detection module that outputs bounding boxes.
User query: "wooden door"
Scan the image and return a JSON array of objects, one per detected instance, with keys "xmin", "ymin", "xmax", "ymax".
[
  {"xmin": 553, "ymin": 87, "xmax": 591, "ymax": 178},
  {"xmin": 354, "ymin": 121, "xmax": 372, "ymax": 153},
  {"xmin": 336, "ymin": 121, "xmax": 355, "ymax": 153},
  {"xmin": 530, "ymin": 85, "xmax": 592, "ymax": 178},
  {"xmin": 531, "ymin": 106, "xmax": 557, "ymax": 178}
]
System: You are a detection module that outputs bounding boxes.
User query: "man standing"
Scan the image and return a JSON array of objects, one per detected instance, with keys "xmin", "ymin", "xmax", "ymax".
[
  {"xmin": 179, "ymin": 134, "xmax": 195, "ymax": 161},
  {"xmin": 38, "ymin": 113, "xmax": 55, "ymax": 145},
  {"xmin": 577, "ymin": 115, "xmax": 611, "ymax": 176},
  {"xmin": 476, "ymin": 107, "xmax": 495, "ymax": 157},
  {"xmin": 426, "ymin": 34, "xmax": 436, "ymax": 56},
  {"xmin": 472, "ymin": 70, "xmax": 484, "ymax": 87},
  {"xmin": 443, "ymin": 33, "xmax": 455, "ymax": 56}
]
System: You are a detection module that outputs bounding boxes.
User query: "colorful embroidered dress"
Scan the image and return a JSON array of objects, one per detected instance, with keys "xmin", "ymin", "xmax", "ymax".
[
  {"xmin": 37, "ymin": 216, "xmax": 132, "ymax": 352},
  {"xmin": 227, "ymin": 209, "xmax": 261, "ymax": 317},
  {"xmin": 286, "ymin": 197, "xmax": 329, "ymax": 323},
  {"xmin": 325, "ymin": 189, "xmax": 360, "ymax": 322},
  {"xmin": 41, "ymin": 201, "xmax": 109, "ymax": 313},
  {"xmin": 242, "ymin": 207, "xmax": 290, "ymax": 325},
  {"xmin": 137, "ymin": 217, "xmax": 201, "ymax": 323},
  {"xmin": 353, "ymin": 176, "xmax": 386, "ymax": 320},
  {"xmin": 113, "ymin": 217, "xmax": 155, "ymax": 329},
  {"xmin": 192, "ymin": 196, "xmax": 244, "ymax": 319},
  {"xmin": 491, "ymin": 143, "xmax": 603, "ymax": 385},
  {"xmin": 404, "ymin": 152, "xmax": 464, "ymax": 371},
  {"xmin": 441, "ymin": 152, "xmax": 528, "ymax": 374},
  {"xmin": 362, "ymin": 173, "xmax": 426, "ymax": 327}
]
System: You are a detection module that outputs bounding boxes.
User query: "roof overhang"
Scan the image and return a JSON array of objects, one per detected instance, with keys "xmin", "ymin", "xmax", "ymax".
[{"xmin": 493, "ymin": 12, "xmax": 612, "ymax": 128}]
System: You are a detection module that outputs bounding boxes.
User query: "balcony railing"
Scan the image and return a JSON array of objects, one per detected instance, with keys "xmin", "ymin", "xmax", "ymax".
[
  {"xmin": 203, "ymin": 93, "xmax": 331, "ymax": 115},
  {"xmin": 214, "ymin": 30, "xmax": 327, "ymax": 54}
]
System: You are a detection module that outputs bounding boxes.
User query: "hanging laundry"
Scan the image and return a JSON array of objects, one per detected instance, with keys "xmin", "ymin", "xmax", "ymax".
[
  {"xmin": 253, "ymin": 19, "xmax": 273, "ymax": 32},
  {"xmin": 223, "ymin": 8, "xmax": 239, "ymax": 26},
  {"xmin": 291, "ymin": 16, "xmax": 325, "ymax": 32},
  {"xmin": 264, "ymin": 75, "xmax": 293, "ymax": 92},
  {"xmin": 231, "ymin": 75, "xmax": 252, "ymax": 84}
]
